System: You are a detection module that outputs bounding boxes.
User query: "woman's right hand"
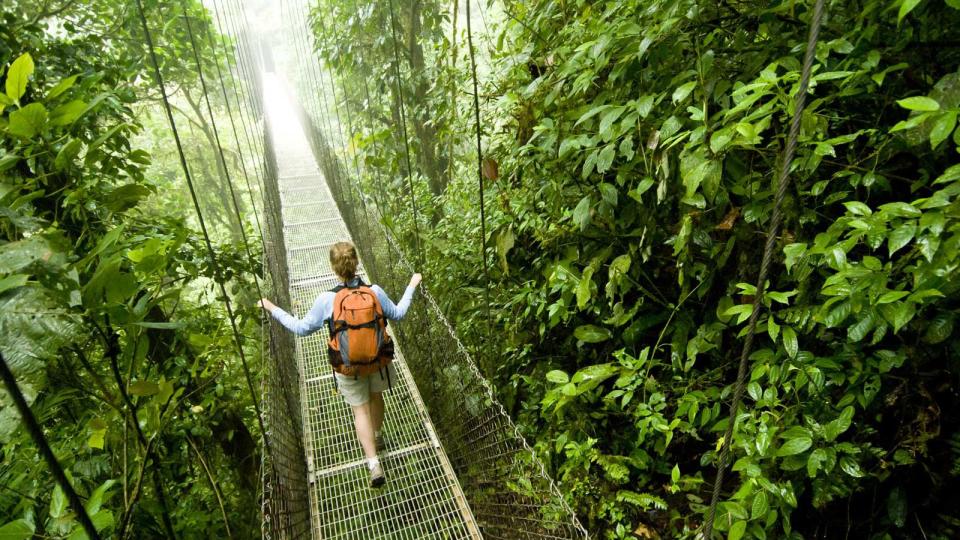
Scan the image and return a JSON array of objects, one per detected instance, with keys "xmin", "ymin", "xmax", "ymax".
[
  {"xmin": 258, "ymin": 298, "xmax": 276, "ymax": 312},
  {"xmin": 409, "ymin": 273, "xmax": 422, "ymax": 288}
]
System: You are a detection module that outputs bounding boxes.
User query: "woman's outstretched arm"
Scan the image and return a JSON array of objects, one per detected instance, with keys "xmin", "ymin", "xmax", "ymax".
[
  {"xmin": 258, "ymin": 292, "xmax": 333, "ymax": 336},
  {"xmin": 373, "ymin": 273, "xmax": 422, "ymax": 320}
]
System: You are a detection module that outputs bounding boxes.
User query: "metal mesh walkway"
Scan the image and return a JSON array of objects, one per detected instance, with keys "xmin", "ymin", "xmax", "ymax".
[{"xmin": 264, "ymin": 72, "xmax": 481, "ymax": 540}]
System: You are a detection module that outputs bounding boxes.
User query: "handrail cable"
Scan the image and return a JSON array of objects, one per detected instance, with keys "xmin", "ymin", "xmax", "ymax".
[
  {"xmin": 203, "ymin": 0, "xmax": 266, "ymax": 245},
  {"xmin": 210, "ymin": 0, "xmax": 270, "ymax": 206},
  {"xmin": 702, "ymin": 0, "xmax": 826, "ymax": 536},
  {"xmin": 180, "ymin": 0, "xmax": 266, "ymax": 291},
  {"xmin": 0, "ymin": 352, "xmax": 102, "ymax": 540},
  {"xmin": 134, "ymin": 0, "xmax": 273, "ymax": 473}
]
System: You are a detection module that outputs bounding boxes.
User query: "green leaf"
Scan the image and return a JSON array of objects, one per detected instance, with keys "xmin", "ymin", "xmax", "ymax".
[
  {"xmin": 672, "ymin": 81, "xmax": 697, "ymax": 103},
  {"xmin": 0, "ymin": 153, "xmax": 20, "ymax": 172},
  {"xmin": 88, "ymin": 429, "xmax": 106, "ymax": 449},
  {"xmin": 55, "ymin": 138, "xmax": 83, "ymax": 170},
  {"xmin": 807, "ymin": 448, "xmax": 828, "ymax": 477},
  {"xmin": 0, "ymin": 274, "xmax": 28, "ymax": 295},
  {"xmin": 0, "ymin": 519, "xmax": 33, "ymax": 540},
  {"xmin": 887, "ymin": 222, "xmax": 916, "ymax": 255},
  {"xmin": 573, "ymin": 196, "xmax": 591, "ymax": 231},
  {"xmin": 599, "ymin": 182, "xmax": 618, "ymax": 206},
  {"xmin": 782, "ymin": 326, "xmax": 798, "ymax": 358},
  {"xmin": 843, "ymin": 201, "xmax": 872, "ymax": 216},
  {"xmin": 85, "ymin": 480, "xmax": 116, "ymax": 516},
  {"xmin": 577, "ymin": 267, "xmax": 594, "ymax": 309},
  {"xmin": 133, "ymin": 321, "xmax": 184, "ymax": 330},
  {"xmin": 896, "ymin": 96, "xmax": 939, "ymax": 112},
  {"xmin": 751, "ymin": 491, "xmax": 769, "ymax": 519},
  {"xmin": 897, "ymin": 0, "xmax": 922, "ymax": 22},
  {"xmin": 776, "ymin": 436, "xmax": 812, "ymax": 456},
  {"xmin": 728, "ymin": 520, "xmax": 747, "ymax": 540},
  {"xmin": 546, "ymin": 370, "xmax": 569, "ymax": 384},
  {"xmin": 496, "ymin": 227, "xmax": 515, "ymax": 273},
  {"xmin": 671, "ymin": 464, "xmax": 680, "ymax": 483},
  {"xmin": 824, "ymin": 406, "xmax": 854, "ymax": 442},
  {"xmin": 50, "ymin": 99, "xmax": 87, "ymax": 126},
  {"xmin": 877, "ymin": 291, "xmax": 909, "ymax": 304},
  {"xmin": 888, "ymin": 488, "xmax": 908, "ymax": 528},
  {"xmin": 596, "ymin": 144, "xmax": 616, "ymax": 173},
  {"xmin": 848, "ymin": 311, "xmax": 876, "ymax": 342},
  {"xmin": 5, "ymin": 53, "xmax": 34, "ymax": 102},
  {"xmin": 840, "ymin": 456, "xmax": 864, "ymax": 477},
  {"xmin": 574, "ymin": 325, "xmax": 612, "ymax": 343},
  {"xmin": 47, "ymin": 74, "xmax": 78, "ymax": 100},
  {"xmin": 104, "ymin": 184, "xmax": 152, "ymax": 213},
  {"xmin": 636, "ymin": 95, "xmax": 655, "ymax": 118},
  {"xmin": 7, "ymin": 102, "xmax": 48, "ymax": 139},
  {"xmin": 929, "ymin": 111, "xmax": 957, "ymax": 149},
  {"xmin": 878, "ymin": 202, "xmax": 921, "ymax": 218},
  {"xmin": 922, "ymin": 315, "xmax": 953, "ymax": 344},
  {"xmin": 50, "ymin": 485, "xmax": 67, "ymax": 518},
  {"xmin": 128, "ymin": 380, "xmax": 159, "ymax": 396}
]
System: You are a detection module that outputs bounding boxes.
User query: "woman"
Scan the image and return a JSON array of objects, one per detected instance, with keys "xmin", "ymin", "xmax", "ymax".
[{"xmin": 258, "ymin": 241, "xmax": 421, "ymax": 488}]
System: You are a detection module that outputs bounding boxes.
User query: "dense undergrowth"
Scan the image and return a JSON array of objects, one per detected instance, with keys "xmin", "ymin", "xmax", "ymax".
[
  {"xmin": 1, "ymin": 1, "xmax": 265, "ymax": 537},
  {"xmin": 307, "ymin": 0, "xmax": 960, "ymax": 537}
]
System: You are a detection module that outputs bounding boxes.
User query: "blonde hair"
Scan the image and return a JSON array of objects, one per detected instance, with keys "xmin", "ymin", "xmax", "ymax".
[{"xmin": 330, "ymin": 241, "xmax": 358, "ymax": 280}]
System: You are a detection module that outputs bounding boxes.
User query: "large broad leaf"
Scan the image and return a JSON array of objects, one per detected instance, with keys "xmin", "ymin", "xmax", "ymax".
[
  {"xmin": 574, "ymin": 324, "xmax": 612, "ymax": 343},
  {"xmin": 573, "ymin": 195, "xmax": 592, "ymax": 231},
  {"xmin": 680, "ymin": 149, "xmax": 721, "ymax": 203},
  {"xmin": 50, "ymin": 99, "xmax": 87, "ymax": 126},
  {"xmin": 776, "ymin": 436, "xmax": 812, "ymax": 456},
  {"xmin": 5, "ymin": 53, "xmax": 34, "ymax": 102},
  {"xmin": 0, "ymin": 519, "xmax": 33, "ymax": 540},
  {"xmin": 7, "ymin": 102, "xmax": 48, "ymax": 139},
  {"xmin": 896, "ymin": 96, "xmax": 939, "ymax": 111},
  {"xmin": 104, "ymin": 184, "xmax": 153, "ymax": 213}
]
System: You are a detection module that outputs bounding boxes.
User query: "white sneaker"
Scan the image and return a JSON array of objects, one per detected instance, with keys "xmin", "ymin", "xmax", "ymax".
[{"xmin": 369, "ymin": 463, "xmax": 385, "ymax": 488}]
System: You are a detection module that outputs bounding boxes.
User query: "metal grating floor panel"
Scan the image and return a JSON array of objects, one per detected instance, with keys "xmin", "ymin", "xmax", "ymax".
[{"xmin": 265, "ymin": 73, "xmax": 480, "ymax": 540}]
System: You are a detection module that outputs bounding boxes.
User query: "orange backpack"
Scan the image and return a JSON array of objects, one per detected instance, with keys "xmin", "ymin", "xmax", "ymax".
[{"xmin": 327, "ymin": 278, "xmax": 394, "ymax": 378}]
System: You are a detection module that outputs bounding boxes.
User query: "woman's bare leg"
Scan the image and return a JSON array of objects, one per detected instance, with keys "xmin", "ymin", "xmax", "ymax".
[
  {"xmin": 370, "ymin": 391, "xmax": 385, "ymax": 433},
  {"xmin": 351, "ymin": 402, "xmax": 377, "ymax": 460}
]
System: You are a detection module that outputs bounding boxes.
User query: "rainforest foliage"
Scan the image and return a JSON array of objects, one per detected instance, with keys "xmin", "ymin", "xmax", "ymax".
[
  {"xmin": 1, "ymin": 1, "xmax": 266, "ymax": 537},
  {"xmin": 306, "ymin": 0, "xmax": 960, "ymax": 537}
]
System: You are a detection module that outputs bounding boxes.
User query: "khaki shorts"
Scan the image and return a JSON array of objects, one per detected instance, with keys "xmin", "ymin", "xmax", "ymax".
[{"xmin": 334, "ymin": 363, "xmax": 397, "ymax": 407}]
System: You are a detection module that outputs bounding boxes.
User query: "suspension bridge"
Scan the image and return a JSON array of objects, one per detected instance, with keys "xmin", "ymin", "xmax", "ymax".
[{"xmin": 261, "ymin": 0, "xmax": 588, "ymax": 537}]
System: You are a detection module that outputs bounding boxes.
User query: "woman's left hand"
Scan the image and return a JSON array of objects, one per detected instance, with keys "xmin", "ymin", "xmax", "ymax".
[{"xmin": 258, "ymin": 298, "xmax": 276, "ymax": 312}]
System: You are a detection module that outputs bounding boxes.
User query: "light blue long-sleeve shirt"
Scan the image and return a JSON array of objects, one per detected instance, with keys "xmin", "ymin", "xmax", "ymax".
[{"xmin": 270, "ymin": 282, "xmax": 416, "ymax": 337}]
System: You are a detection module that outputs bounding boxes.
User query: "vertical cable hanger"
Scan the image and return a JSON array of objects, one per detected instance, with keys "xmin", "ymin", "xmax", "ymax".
[
  {"xmin": 702, "ymin": 0, "xmax": 826, "ymax": 537},
  {"xmin": 385, "ymin": 0, "xmax": 424, "ymax": 267},
  {"xmin": 300, "ymin": 1, "xmax": 349, "ymax": 202},
  {"xmin": 180, "ymin": 0, "xmax": 266, "ymax": 276},
  {"xmin": 134, "ymin": 0, "xmax": 273, "ymax": 469},
  {"xmin": 208, "ymin": 0, "xmax": 269, "ymax": 229},
  {"xmin": 223, "ymin": 0, "xmax": 267, "ymax": 160}
]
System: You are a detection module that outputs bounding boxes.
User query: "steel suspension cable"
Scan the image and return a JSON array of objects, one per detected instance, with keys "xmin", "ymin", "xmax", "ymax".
[
  {"xmin": 134, "ymin": 0, "xmax": 273, "ymax": 469},
  {"xmin": 385, "ymin": 0, "xmax": 424, "ymax": 266},
  {"xmin": 180, "ymin": 0, "xmax": 266, "ymax": 289},
  {"xmin": 313, "ymin": 1, "xmax": 376, "ymax": 244},
  {"xmin": 464, "ymin": 0, "xmax": 494, "ymax": 370},
  {"xmin": 221, "ymin": 0, "xmax": 267, "ymax": 162},
  {"xmin": 204, "ymin": 0, "xmax": 266, "ymax": 245},
  {"xmin": 702, "ymin": 0, "xmax": 826, "ymax": 536},
  {"xmin": 0, "ymin": 352, "xmax": 102, "ymax": 540},
  {"xmin": 297, "ymin": 1, "xmax": 347, "ymax": 200}
]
